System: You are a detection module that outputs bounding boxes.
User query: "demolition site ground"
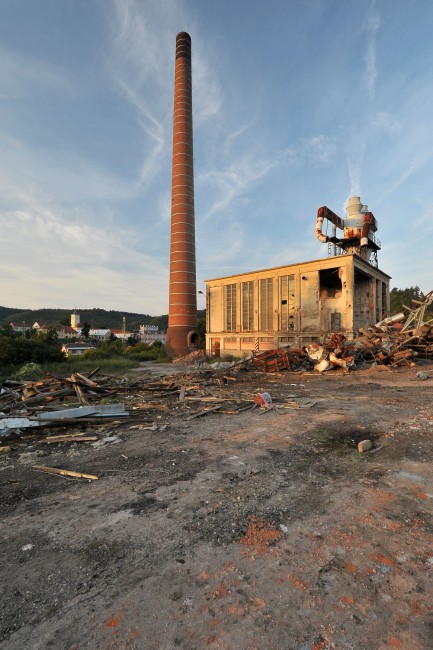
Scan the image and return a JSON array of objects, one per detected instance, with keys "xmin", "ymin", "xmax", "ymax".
[{"xmin": 1, "ymin": 362, "xmax": 433, "ymax": 649}]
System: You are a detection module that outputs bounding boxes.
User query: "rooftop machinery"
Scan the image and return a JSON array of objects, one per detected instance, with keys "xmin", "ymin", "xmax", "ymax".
[{"xmin": 315, "ymin": 196, "xmax": 381, "ymax": 267}]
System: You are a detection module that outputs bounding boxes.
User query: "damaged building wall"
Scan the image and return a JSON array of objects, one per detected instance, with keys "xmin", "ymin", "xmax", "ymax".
[{"xmin": 205, "ymin": 254, "xmax": 390, "ymax": 357}]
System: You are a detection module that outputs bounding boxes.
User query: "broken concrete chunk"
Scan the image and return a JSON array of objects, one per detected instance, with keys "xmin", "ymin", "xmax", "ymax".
[
  {"xmin": 358, "ymin": 439, "xmax": 373, "ymax": 453},
  {"xmin": 0, "ymin": 446, "xmax": 12, "ymax": 454}
]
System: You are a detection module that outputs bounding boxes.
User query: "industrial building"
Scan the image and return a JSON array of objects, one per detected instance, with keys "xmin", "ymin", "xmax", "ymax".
[
  {"xmin": 162, "ymin": 36, "xmax": 391, "ymax": 361},
  {"xmin": 205, "ymin": 197, "xmax": 390, "ymax": 357}
]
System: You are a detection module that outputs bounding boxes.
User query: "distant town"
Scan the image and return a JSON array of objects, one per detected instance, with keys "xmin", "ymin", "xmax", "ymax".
[{"xmin": 8, "ymin": 310, "xmax": 166, "ymax": 357}]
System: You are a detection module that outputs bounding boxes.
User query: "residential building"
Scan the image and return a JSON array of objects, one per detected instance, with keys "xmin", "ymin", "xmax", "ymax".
[
  {"xmin": 88, "ymin": 329, "xmax": 111, "ymax": 341},
  {"xmin": 57, "ymin": 325, "xmax": 77, "ymax": 339},
  {"xmin": 139, "ymin": 325, "xmax": 166, "ymax": 345},
  {"xmin": 9, "ymin": 322, "xmax": 31, "ymax": 334},
  {"xmin": 32, "ymin": 322, "xmax": 48, "ymax": 333},
  {"xmin": 61, "ymin": 342, "xmax": 97, "ymax": 357},
  {"xmin": 110, "ymin": 328, "xmax": 134, "ymax": 341}
]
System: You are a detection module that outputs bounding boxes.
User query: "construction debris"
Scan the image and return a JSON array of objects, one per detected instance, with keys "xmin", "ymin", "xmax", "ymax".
[
  {"xmin": 238, "ymin": 291, "xmax": 433, "ymax": 373},
  {"xmin": 358, "ymin": 439, "xmax": 373, "ymax": 453},
  {"xmin": 1, "ymin": 294, "xmax": 432, "ymax": 453},
  {"xmin": 172, "ymin": 350, "xmax": 207, "ymax": 365},
  {"xmin": 31, "ymin": 465, "xmax": 99, "ymax": 480}
]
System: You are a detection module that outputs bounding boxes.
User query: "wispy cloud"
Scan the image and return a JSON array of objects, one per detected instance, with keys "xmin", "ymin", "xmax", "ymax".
[
  {"xmin": 199, "ymin": 133, "xmax": 336, "ymax": 222},
  {"xmin": 346, "ymin": 128, "xmax": 367, "ymax": 198},
  {"xmin": 371, "ymin": 111, "xmax": 400, "ymax": 136},
  {"xmin": 0, "ymin": 205, "xmax": 168, "ymax": 312},
  {"xmin": 191, "ymin": 53, "xmax": 223, "ymax": 125},
  {"xmin": 0, "ymin": 133, "xmax": 132, "ymax": 206},
  {"xmin": 0, "ymin": 44, "xmax": 74, "ymax": 102},
  {"xmin": 300, "ymin": 135, "xmax": 337, "ymax": 165},
  {"xmin": 345, "ymin": 1, "xmax": 382, "ymax": 196},
  {"xmin": 198, "ymin": 153, "xmax": 278, "ymax": 222},
  {"xmin": 223, "ymin": 119, "xmax": 257, "ymax": 156},
  {"xmin": 363, "ymin": 0, "xmax": 381, "ymax": 100},
  {"xmin": 106, "ymin": 0, "xmax": 224, "ymax": 188},
  {"xmin": 106, "ymin": 0, "xmax": 176, "ymax": 189}
]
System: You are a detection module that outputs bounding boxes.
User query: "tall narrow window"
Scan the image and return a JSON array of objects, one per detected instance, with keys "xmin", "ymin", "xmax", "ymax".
[
  {"xmin": 242, "ymin": 281, "xmax": 254, "ymax": 331},
  {"xmin": 376, "ymin": 280, "xmax": 381, "ymax": 322},
  {"xmin": 225, "ymin": 284, "xmax": 237, "ymax": 332},
  {"xmin": 382, "ymin": 282, "xmax": 387, "ymax": 316},
  {"xmin": 259, "ymin": 278, "xmax": 273, "ymax": 331},
  {"xmin": 280, "ymin": 275, "xmax": 295, "ymax": 330}
]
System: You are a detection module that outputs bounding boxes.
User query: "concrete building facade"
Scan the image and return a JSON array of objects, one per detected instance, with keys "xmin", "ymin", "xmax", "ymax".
[{"xmin": 205, "ymin": 253, "xmax": 390, "ymax": 357}]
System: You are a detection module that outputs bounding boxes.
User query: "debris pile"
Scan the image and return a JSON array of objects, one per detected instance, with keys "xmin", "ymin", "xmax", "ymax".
[
  {"xmin": 243, "ymin": 291, "xmax": 433, "ymax": 373},
  {"xmin": 0, "ymin": 368, "xmax": 120, "ymax": 412},
  {"xmin": 251, "ymin": 349, "xmax": 310, "ymax": 373},
  {"xmin": 172, "ymin": 350, "xmax": 207, "ymax": 365}
]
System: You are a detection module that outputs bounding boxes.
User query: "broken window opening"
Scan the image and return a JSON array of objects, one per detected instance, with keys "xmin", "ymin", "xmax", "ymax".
[{"xmin": 319, "ymin": 268, "xmax": 342, "ymax": 299}]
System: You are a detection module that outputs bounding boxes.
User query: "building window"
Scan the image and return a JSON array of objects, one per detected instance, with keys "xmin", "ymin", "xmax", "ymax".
[
  {"xmin": 225, "ymin": 284, "xmax": 237, "ymax": 332},
  {"xmin": 259, "ymin": 278, "xmax": 273, "ymax": 331},
  {"xmin": 280, "ymin": 275, "xmax": 295, "ymax": 330},
  {"xmin": 382, "ymin": 282, "xmax": 387, "ymax": 317},
  {"xmin": 242, "ymin": 281, "xmax": 254, "ymax": 331}
]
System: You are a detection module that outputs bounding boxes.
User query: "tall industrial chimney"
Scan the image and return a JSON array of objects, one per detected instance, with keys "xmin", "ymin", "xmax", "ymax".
[{"xmin": 166, "ymin": 32, "xmax": 199, "ymax": 358}]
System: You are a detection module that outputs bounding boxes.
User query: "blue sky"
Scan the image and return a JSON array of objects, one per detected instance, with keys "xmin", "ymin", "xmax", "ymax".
[{"xmin": 1, "ymin": 0, "xmax": 432, "ymax": 315}]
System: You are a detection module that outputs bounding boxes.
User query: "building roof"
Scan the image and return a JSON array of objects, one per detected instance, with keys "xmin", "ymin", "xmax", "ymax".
[
  {"xmin": 205, "ymin": 253, "xmax": 391, "ymax": 282},
  {"xmin": 59, "ymin": 325, "xmax": 77, "ymax": 334},
  {"xmin": 62, "ymin": 342, "xmax": 96, "ymax": 350}
]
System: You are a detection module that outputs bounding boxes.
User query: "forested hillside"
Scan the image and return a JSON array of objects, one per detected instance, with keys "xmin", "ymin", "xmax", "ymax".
[
  {"xmin": 0, "ymin": 307, "xmax": 206, "ymax": 331},
  {"xmin": 389, "ymin": 286, "xmax": 432, "ymax": 316}
]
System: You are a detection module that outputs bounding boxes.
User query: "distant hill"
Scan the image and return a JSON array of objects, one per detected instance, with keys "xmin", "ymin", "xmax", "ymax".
[{"xmin": 0, "ymin": 307, "xmax": 206, "ymax": 331}]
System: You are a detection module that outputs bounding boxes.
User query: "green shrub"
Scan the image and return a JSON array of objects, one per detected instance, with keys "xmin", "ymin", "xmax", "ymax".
[
  {"xmin": 13, "ymin": 363, "xmax": 43, "ymax": 381},
  {"xmin": 126, "ymin": 341, "xmax": 169, "ymax": 363},
  {"xmin": 0, "ymin": 337, "xmax": 64, "ymax": 366}
]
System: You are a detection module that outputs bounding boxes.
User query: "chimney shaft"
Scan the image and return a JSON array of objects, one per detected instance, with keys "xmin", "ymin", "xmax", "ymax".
[{"xmin": 166, "ymin": 32, "xmax": 198, "ymax": 358}]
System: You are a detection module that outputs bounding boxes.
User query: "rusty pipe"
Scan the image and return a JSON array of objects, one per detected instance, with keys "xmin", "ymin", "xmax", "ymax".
[
  {"xmin": 360, "ymin": 212, "xmax": 372, "ymax": 247},
  {"xmin": 315, "ymin": 206, "xmax": 345, "ymax": 244}
]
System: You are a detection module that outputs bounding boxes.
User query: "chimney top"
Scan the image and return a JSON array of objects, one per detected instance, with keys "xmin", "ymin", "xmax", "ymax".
[{"xmin": 176, "ymin": 32, "xmax": 191, "ymax": 60}]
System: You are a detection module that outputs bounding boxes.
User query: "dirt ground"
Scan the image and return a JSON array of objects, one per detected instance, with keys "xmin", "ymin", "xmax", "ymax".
[{"xmin": 1, "ymin": 361, "xmax": 433, "ymax": 650}]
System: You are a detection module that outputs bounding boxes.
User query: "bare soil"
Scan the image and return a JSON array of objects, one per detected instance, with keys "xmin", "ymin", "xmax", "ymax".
[{"xmin": 1, "ymin": 362, "xmax": 433, "ymax": 650}]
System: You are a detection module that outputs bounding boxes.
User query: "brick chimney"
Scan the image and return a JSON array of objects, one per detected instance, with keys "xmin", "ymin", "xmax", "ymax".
[{"xmin": 166, "ymin": 32, "xmax": 199, "ymax": 358}]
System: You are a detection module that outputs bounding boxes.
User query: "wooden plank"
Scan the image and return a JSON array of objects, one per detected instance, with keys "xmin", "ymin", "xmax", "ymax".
[
  {"xmin": 179, "ymin": 385, "xmax": 186, "ymax": 401},
  {"xmin": 31, "ymin": 465, "xmax": 98, "ymax": 480},
  {"xmin": 73, "ymin": 383, "xmax": 88, "ymax": 406},
  {"xmin": 74, "ymin": 373, "xmax": 98, "ymax": 388},
  {"xmin": 22, "ymin": 388, "xmax": 74, "ymax": 404},
  {"xmin": 45, "ymin": 436, "xmax": 98, "ymax": 444},
  {"xmin": 186, "ymin": 405, "xmax": 222, "ymax": 420}
]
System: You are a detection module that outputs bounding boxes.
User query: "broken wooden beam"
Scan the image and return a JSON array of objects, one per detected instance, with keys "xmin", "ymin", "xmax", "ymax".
[
  {"xmin": 31, "ymin": 465, "xmax": 99, "ymax": 480},
  {"xmin": 186, "ymin": 405, "xmax": 222, "ymax": 420}
]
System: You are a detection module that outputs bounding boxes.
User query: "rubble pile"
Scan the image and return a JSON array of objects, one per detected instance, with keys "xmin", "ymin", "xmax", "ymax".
[
  {"xmin": 0, "ymin": 365, "xmax": 265, "ymax": 451},
  {"xmin": 244, "ymin": 292, "xmax": 433, "ymax": 374},
  {"xmin": 0, "ymin": 369, "xmax": 122, "ymax": 413},
  {"xmin": 312, "ymin": 291, "xmax": 433, "ymax": 372},
  {"xmin": 172, "ymin": 350, "xmax": 207, "ymax": 365},
  {"xmin": 0, "ymin": 360, "xmax": 324, "ymax": 459}
]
